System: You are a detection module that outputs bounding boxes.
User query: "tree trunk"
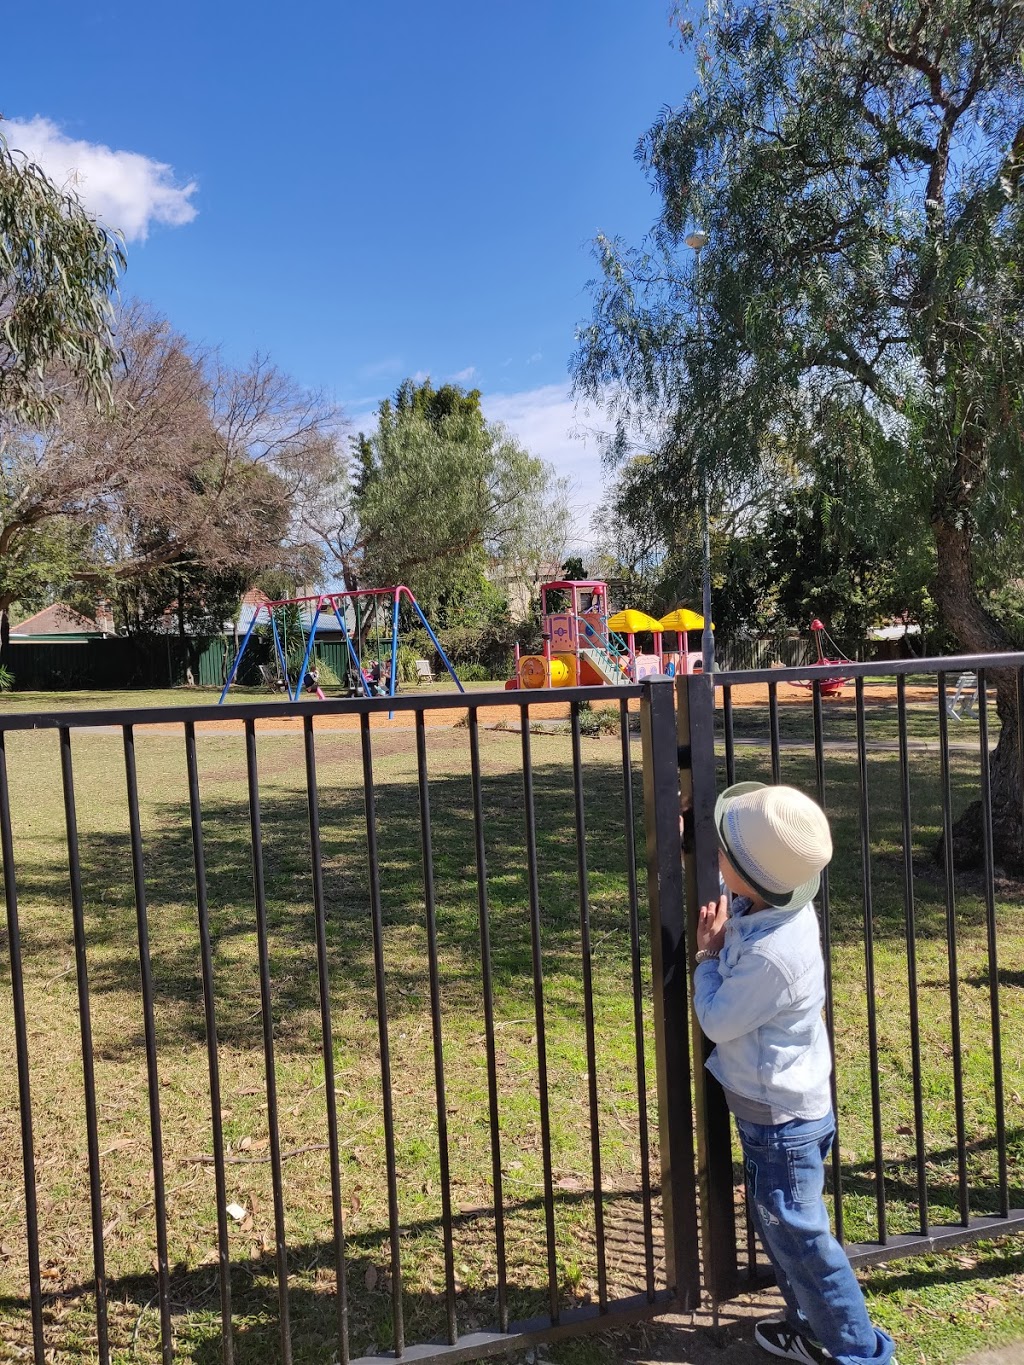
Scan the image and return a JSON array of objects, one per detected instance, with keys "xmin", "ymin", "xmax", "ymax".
[
  {"xmin": 0, "ymin": 604, "xmax": 10, "ymax": 673},
  {"xmin": 932, "ymin": 518, "xmax": 1024, "ymax": 872}
]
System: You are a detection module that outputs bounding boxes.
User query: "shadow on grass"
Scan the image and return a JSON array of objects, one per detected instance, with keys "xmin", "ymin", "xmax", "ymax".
[
  {"xmin": 7, "ymin": 737, "xmax": 1016, "ymax": 1056},
  {"xmin": 3, "ymin": 751, "xmax": 657, "ymax": 1056},
  {"xmin": 0, "ymin": 1187, "xmax": 657, "ymax": 1365}
]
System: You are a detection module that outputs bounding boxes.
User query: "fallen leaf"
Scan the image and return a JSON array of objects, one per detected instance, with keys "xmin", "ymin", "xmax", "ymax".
[
  {"xmin": 238, "ymin": 1136, "xmax": 252, "ymax": 1151},
  {"xmin": 365, "ymin": 1264, "xmax": 378, "ymax": 1290},
  {"xmin": 556, "ymin": 1176, "xmax": 583, "ymax": 1191}
]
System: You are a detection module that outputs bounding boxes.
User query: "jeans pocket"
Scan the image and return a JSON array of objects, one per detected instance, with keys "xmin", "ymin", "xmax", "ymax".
[{"xmin": 786, "ymin": 1142, "xmax": 825, "ymax": 1205}]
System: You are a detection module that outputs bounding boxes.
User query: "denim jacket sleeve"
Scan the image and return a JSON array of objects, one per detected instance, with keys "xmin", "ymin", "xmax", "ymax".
[{"xmin": 692, "ymin": 951, "xmax": 794, "ymax": 1043}]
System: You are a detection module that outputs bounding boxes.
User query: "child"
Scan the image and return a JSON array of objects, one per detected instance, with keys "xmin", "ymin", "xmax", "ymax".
[{"xmin": 693, "ymin": 781, "xmax": 896, "ymax": 1365}]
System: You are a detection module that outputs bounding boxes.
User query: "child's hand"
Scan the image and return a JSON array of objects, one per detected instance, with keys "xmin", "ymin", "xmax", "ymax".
[{"xmin": 697, "ymin": 894, "xmax": 728, "ymax": 953}]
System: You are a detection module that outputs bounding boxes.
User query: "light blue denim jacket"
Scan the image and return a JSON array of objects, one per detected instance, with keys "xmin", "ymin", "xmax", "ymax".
[{"xmin": 692, "ymin": 897, "xmax": 832, "ymax": 1121}]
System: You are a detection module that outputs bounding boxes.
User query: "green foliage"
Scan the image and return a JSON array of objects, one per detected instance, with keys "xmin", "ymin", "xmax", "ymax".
[
  {"xmin": 0, "ymin": 129, "xmax": 124, "ymax": 421},
  {"xmin": 575, "ymin": 701, "xmax": 620, "ymax": 737},
  {"xmin": 454, "ymin": 662, "xmax": 491, "ymax": 682},
  {"xmin": 352, "ymin": 377, "xmax": 568, "ymax": 615},
  {"xmin": 390, "ymin": 644, "xmax": 419, "ymax": 684},
  {"xmin": 574, "ymin": 0, "xmax": 1024, "ymax": 656},
  {"xmin": 0, "ymin": 664, "xmax": 13, "ymax": 692}
]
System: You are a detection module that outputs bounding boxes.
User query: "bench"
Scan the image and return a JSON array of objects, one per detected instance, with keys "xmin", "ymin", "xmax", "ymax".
[
  {"xmin": 946, "ymin": 672, "xmax": 978, "ymax": 720},
  {"xmin": 414, "ymin": 659, "xmax": 434, "ymax": 685},
  {"xmin": 258, "ymin": 663, "xmax": 285, "ymax": 690}
]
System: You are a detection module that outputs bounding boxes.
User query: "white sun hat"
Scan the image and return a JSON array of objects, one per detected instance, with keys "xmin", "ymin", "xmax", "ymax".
[{"xmin": 715, "ymin": 781, "xmax": 833, "ymax": 910}]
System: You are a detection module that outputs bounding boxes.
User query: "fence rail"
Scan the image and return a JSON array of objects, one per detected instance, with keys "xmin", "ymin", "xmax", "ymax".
[
  {"xmin": 2, "ymin": 657, "xmax": 1023, "ymax": 1361},
  {"xmin": 0, "ymin": 683, "xmax": 686, "ymax": 1365}
]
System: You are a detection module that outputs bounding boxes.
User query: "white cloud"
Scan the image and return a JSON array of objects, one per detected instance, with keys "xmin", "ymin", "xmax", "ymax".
[
  {"xmin": 483, "ymin": 383, "xmax": 617, "ymax": 550},
  {"xmin": 449, "ymin": 365, "xmax": 477, "ymax": 382},
  {"xmin": 4, "ymin": 116, "xmax": 197, "ymax": 242},
  {"xmin": 357, "ymin": 355, "xmax": 404, "ymax": 380}
]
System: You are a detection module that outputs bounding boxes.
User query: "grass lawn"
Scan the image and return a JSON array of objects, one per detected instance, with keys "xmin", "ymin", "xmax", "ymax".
[
  {"xmin": 0, "ymin": 679, "xmax": 501, "ymax": 715},
  {"xmin": 0, "ymin": 687, "xmax": 1021, "ymax": 1364}
]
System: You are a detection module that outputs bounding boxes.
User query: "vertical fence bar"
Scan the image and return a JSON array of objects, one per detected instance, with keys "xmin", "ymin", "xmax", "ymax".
[
  {"xmin": 302, "ymin": 717, "xmax": 349, "ymax": 1361},
  {"xmin": 0, "ymin": 732, "xmax": 45, "ymax": 1364},
  {"xmin": 184, "ymin": 722, "xmax": 234, "ymax": 1363},
  {"xmin": 768, "ymin": 681, "xmax": 781, "ymax": 783},
  {"xmin": 811, "ymin": 682, "xmax": 843, "ymax": 1243},
  {"xmin": 519, "ymin": 704, "xmax": 560, "ymax": 1323},
  {"xmin": 854, "ymin": 680, "xmax": 887, "ymax": 1243},
  {"xmin": 618, "ymin": 699, "xmax": 656, "ymax": 1301},
  {"xmin": 895, "ymin": 680, "xmax": 929, "ymax": 1235},
  {"xmin": 122, "ymin": 725, "xmax": 174, "ymax": 1362},
  {"xmin": 936, "ymin": 676, "xmax": 971, "ymax": 1225},
  {"xmin": 679, "ymin": 672, "xmax": 738, "ymax": 1300},
  {"xmin": 641, "ymin": 677, "xmax": 701, "ymax": 1309},
  {"xmin": 569, "ymin": 702, "xmax": 608, "ymax": 1311},
  {"xmin": 723, "ymin": 681, "xmax": 754, "ymax": 1273},
  {"xmin": 414, "ymin": 712, "xmax": 459, "ymax": 1345},
  {"xmin": 243, "ymin": 719, "xmax": 293, "ymax": 1361},
  {"xmin": 467, "ymin": 707, "xmax": 509, "ymax": 1331},
  {"xmin": 722, "ymin": 684, "xmax": 736, "ymax": 786},
  {"xmin": 976, "ymin": 673, "xmax": 1009, "ymax": 1217},
  {"xmin": 359, "ymin": 715, "xmax": 405, "ymax": 1354},
  {"xmin": 59, "ymin": 727, "xmax": 109, "ymax": 1364}
]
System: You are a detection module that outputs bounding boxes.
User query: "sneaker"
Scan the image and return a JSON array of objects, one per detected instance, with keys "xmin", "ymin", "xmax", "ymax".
[{"xmin": 754, "ymin": 1319, "xmax": 832, "ymax": 1363}]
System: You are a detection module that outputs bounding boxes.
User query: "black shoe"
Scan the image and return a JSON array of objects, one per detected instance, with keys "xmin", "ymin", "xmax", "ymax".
[{"xmin": 754, "ymin": 1319, "xmax": 832, "ymax": 1363}]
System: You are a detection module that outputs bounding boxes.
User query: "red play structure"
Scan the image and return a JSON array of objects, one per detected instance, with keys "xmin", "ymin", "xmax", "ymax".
[{"xmin": 789, "ymin": 618, "xmax": 852, "ymax": 697}]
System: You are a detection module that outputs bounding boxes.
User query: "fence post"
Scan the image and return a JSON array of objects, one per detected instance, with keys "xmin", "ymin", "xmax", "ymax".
[
  {"xmin": 679, "ymin": 671, "xmax": 740, "ymax": 1302},
  {"xmin": 639, "ymin": 678, "xmax": 700, "ymax": 1310}
]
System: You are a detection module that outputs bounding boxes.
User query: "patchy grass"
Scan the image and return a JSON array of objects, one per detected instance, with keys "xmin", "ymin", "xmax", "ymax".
[{"xmin": 0, "ymin": 688, "xmax": 1020, "ymax": 1365}]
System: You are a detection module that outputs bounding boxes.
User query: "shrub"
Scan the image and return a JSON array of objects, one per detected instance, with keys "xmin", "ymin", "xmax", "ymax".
[
  {"xmin": 0, "ymin": 665, "xmax": 13, "ymax": 692},
  {"xmin": 455, "ymin": 662, "xmax": 491, "ymax": 683},
  {"xmin": 575, "ymin": 701, "xmax": 620, "ymax": 737}
]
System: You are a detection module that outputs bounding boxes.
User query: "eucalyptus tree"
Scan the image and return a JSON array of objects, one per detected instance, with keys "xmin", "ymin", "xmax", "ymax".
[
  {"xmin": 574, "ymin": 0, "xmax": 1024, "ymax": 868},
  {"xmin": 0, "ymin": 126, "xmax": 124, "ymax": 421}
]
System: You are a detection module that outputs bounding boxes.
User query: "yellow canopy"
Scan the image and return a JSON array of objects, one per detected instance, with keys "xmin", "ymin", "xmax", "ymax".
[
  {"xmin": 607, "ymin": 608, "xmax": 663, "ymax": 634},
  {"xmin": 659, "ymin": 607, "xmax": 714, "ymax": 632}
]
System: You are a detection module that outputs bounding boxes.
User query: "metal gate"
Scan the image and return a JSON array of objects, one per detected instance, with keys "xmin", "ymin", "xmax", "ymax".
[
  {"xmin": 0, "ymin": 684, "xmax": 698, "ymax": 1364},
  {"xmin": 678, "ymin": 656, "xmax": 1024, "ymax": 1303}
]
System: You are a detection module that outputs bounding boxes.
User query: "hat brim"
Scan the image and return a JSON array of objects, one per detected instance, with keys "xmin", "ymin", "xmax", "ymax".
[{"xmin": 714, "ymin": 781, "xmax": 821, "ymax": 911}]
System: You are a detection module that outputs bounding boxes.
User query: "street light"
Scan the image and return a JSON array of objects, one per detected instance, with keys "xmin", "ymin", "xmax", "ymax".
[{"xmin": 685, "ymin": 228, "xmax": 715, "ymax": 679}]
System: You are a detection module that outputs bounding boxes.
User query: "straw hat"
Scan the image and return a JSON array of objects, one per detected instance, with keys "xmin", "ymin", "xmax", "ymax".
[{"xmin": 715, "ymin": 781, "xmax": 832, "ymax": 910}]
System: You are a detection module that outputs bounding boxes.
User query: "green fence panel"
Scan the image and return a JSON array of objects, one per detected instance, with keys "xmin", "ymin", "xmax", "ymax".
[{"xmin": 7, "ymin": 636, "xmax": 233, "ymax": 691}]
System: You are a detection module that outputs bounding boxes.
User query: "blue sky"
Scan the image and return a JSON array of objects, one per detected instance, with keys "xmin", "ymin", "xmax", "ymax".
[{"xmin": 4, "ymin": 2, "xmax": 693, "ymax": 544}]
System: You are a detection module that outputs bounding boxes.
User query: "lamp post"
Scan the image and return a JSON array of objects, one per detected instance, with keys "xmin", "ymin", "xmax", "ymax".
[{"xmin": 684, "ymin": 228, "xmax": 715, "ymax": 679}]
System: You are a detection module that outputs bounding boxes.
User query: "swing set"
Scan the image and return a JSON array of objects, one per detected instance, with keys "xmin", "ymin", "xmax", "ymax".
[{"xmin": 218, "ymin": 585, "xmax": 463, "ymax": 704}]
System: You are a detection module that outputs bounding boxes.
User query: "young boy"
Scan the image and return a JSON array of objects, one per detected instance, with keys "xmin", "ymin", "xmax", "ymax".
[{"xmin": 693, "ymin": 780, "xmax": 896, "ymax": 1365}]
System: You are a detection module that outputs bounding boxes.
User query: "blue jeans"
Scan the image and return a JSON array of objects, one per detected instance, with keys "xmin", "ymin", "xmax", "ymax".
[{"xmin": 737, "ymin": 1111, "xmax": 895, "ymax": 1365}]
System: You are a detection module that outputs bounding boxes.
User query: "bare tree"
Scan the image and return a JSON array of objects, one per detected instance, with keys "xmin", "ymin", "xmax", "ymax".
[{"xmin": 0, "ymin": 303, "xmax": 345, "ymax": 650}]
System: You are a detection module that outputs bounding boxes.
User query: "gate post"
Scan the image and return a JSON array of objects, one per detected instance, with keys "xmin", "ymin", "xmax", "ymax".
[
  {"xmin": 679, "ymin": 671, "xmax": 739, "ymax": 1302},
  {"xmin": 639, "ymin": 678, "xmax": 700, "ymax": 1310}
]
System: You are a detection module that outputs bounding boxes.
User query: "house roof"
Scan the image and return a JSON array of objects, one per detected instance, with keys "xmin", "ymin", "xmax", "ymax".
[{"xmin": 12, "ymin": 604, "xmax": 102, "ymax": 637}]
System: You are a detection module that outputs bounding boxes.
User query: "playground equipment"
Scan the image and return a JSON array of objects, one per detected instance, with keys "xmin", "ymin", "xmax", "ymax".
[
  {"xmin": 218, "ymin": 585, "xmax": 463, "ymax": 704},
  {"xmin": 790, "ymin": 618, "xmax": 852, "ymax": 697},
  {"xmin": 507, "ymin": 580, "xmax": 713, "ymax": 689},
  {"xmin": 655, "ymin": 606, "xmax": 712, "ymax": 676}
]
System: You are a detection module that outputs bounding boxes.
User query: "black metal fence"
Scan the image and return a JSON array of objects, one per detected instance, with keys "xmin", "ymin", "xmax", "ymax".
[
  {"xmin": 679, "ymin": 654, "xmax": 1024, "ymax": 1302},
  {"xmin": 2, "ymin": 659, "xmax": 1023, "ymax": 1363},
  {"xmin": 0, "ymin": 685, "xmax": 695, "ymax": 1364}
]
